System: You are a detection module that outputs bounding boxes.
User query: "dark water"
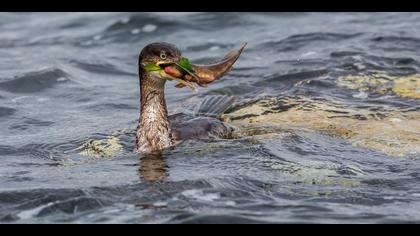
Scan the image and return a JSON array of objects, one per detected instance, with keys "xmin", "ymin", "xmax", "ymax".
[{"xmin": 1, "ymin": 12, "xmax": 420, "ymax": 223}]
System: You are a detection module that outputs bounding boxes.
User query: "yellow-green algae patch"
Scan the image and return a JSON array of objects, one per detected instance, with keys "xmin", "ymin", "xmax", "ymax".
[
  {"xmin": 78, "ymin": 136, "xmax": 123, "ymax": 158},
  {"xmin": 55, "ymin": 128, "xmax": 132, "ymax": 166},
  {"xmin": 224, "ymin": 96, "xmax": 420, "ymax": 158},
  {"xmin": 337, "ymin": 71, "xmax": 420, "ymax": 99},
  {"xmin": 393, "ymin": 76, "xmax": 420, "ymax": 99}
]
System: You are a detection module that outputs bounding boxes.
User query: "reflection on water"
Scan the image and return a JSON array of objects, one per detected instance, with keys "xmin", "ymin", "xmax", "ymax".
[{"xmin": 139, "ymin": 153, "xmax": 169, "ymax": 182}]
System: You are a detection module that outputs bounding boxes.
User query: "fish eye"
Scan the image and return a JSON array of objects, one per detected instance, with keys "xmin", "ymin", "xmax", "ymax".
[{"xmin": 160, "ymin": 51, "xmax": 167, "ymax": 60}]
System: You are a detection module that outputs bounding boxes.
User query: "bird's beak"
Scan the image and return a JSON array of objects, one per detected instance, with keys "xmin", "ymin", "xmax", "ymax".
[{"xmin": 190, "ymin": 43, "xmax": 247, "ymax": 85}]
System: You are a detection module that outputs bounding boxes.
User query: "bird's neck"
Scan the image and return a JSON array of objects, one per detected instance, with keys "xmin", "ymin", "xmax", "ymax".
[{"xmin": 136, "ymin": 72, "xmax": 172, "ymax": 153}]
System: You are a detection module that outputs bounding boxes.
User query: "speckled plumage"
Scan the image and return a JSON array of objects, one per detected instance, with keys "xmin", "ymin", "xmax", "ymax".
[{"xmin": 136, "ymin": 76, "xmax": 172, "ymax": 153}]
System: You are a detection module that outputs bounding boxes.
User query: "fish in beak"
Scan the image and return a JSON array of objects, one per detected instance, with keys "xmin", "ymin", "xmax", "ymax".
[{"xmin": 152, "ymin": 43, "xmax": 247, "ymax": 91}]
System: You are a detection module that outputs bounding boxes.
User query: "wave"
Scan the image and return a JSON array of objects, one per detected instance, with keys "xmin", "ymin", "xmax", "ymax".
[
  {"xmin": 370, "ymin": 35, "xmax": 420, "ymax": 52},
  {"xmin": 258, "ymin": 32, "xmax": 363, "ymax": 52},
  {"xmin": 0, "ymin": 179, "xmax": 212, "ymax": 223},
  {"xmin": 0, "ymin": 68, "xmax": 71, "ymax": 93},
  {"xmin": 69, "ymin": 60, "xmax": 136, "ymax": 76},
  {"xmin": 169, "ymin": 214, "xmax": 271, "ymax": 224},
  {"xmin": 0, "ymin": 106, "xmax": 16, "ymax": 117},
  {"xmin": 9, "ymin": 118, "xmax": 54, "ymax": 131},
  {"xmin": 371, "ymin": 35, "xmax": 420, "ymax": 45},
  {"xmin": 84, "ymin": 103, "xmax": 138, "ymax": 112}
]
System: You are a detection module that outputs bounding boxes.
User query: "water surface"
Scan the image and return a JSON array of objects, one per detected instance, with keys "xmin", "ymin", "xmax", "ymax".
[{"xmin": 1, "ymin": 12, "xmax": 420, "ymax": 223}]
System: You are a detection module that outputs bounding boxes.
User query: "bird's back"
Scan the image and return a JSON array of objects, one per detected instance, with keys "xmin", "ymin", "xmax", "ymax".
[{"xmin": 169, "ymin": 95, "xmax": 235, "ymax": 141}]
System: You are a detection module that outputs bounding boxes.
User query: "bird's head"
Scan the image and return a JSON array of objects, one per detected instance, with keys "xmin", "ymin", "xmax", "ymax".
[{"xmin": 138, "ymin": 42, "xmax": 246, "ymax": 91}]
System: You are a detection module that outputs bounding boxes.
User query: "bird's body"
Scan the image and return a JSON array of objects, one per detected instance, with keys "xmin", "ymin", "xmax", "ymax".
[
  {"xmin": 170, "ymin": 97, "xmax": 235, "ymax": 141},
  {"xmin": 136, "ymin": 93, "xmax": 235, "ymax": 153},
  {"xmin": 135, "ymin": 42, "xmax": 245, "ymax": 153}
]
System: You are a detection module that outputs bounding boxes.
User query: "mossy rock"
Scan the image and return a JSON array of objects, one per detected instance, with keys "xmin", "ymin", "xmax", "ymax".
[{"xmin": 225, "ymin": 95, "xmax": 420, "ymax": 158}]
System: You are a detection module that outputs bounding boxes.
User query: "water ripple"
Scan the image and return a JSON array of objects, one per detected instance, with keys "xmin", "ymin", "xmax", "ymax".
[
  {"xmin": 0, "ymin": 68, "xmax": 71, "ymax": 93},
  {"xmin": 259, "ymin": 32, "xmax": 363, "ymax": 52},
  {"xmin": 0, "ymin": 106, "xmax": 16, "ymax": 117},
  {"xmin": 1, "ymin": 12, "xmax": 420, "ymax": 224},
  {"xmin": 69, "ymin": 60, "xmax": 136, "ymax": 76}
]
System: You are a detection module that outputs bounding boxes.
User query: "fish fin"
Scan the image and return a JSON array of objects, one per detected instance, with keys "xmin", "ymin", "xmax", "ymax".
[{"xmin": 192, "ymin": 95, "xmax": 236, "ymax": 118}]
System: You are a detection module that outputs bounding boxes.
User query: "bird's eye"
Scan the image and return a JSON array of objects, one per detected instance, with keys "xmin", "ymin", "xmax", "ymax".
[{"xmin": 160, "ymin": 52, "xmax": 167, "ymax": 60}]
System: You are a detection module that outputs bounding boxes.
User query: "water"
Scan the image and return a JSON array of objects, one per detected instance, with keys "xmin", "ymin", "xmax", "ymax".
[{"xmin": 1, "ymin": 12, "xmax": 420, "ymax": 224}]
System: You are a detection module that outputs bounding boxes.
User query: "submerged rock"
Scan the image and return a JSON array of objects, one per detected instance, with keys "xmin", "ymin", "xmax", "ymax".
[
  {"xmin": 224, "ymin": 95, "xmax": 420, "ymax": 158},
  {"xmin": 393, "ymin": 76, "xmax": 420, "ymax": 99}
]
